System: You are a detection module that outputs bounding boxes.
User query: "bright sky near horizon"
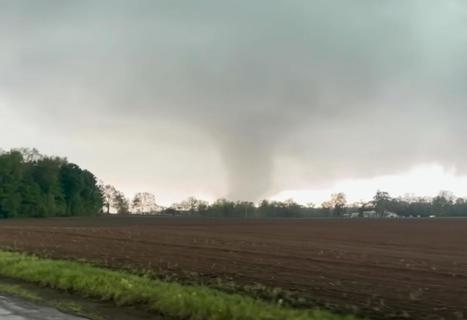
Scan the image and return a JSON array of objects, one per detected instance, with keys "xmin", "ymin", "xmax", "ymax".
[
  {"xmin": 273, "ymin": 164, "xmax": 467, "ymax": 206},
  {"xmin": 1, "ymin": 1, "xmax": 467, "ymax": 206}
]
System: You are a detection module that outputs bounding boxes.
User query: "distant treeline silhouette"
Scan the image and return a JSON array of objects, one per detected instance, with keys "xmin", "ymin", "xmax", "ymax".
[
  {"xmin": 0, "ymin": 148, "xmax": 102, "ymax": 218},
  {"xmin": 160, "ymin": 191, "xmax": 467, "ymax": 218},
  {"xmin": 2, "ymin": 148, "xmax": 467, "ymax": 219}
]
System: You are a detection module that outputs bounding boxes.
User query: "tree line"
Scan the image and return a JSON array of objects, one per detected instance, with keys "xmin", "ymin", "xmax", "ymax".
[
  {"xmin": 116, "ymin": 191, "xmax": 467, "ymax": 218},
  {"xmin": 95, "ymin": 183, "xmax": 467, "ymax": 219},
  {"xmin": 2, "ymin": 148, "xmax": 467, "ymax": 219},
  {"xmin": 0, "ymin": 148, "xmax": 102, "ymax": 218}
]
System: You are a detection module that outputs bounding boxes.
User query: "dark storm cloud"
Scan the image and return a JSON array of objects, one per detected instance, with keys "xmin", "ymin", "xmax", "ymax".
[{"xmin": 1, "ymin": 1, "xmax": 467, "ymax": 200}]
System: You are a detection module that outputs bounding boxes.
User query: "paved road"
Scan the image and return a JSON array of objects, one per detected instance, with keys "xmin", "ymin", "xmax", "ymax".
[{"xmin": 0, "ymin": 294, "xmax": 88, "ymax": 320}]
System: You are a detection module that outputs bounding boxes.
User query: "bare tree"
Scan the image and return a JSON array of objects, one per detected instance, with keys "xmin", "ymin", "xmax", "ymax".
[
  {"xmin": 98, "ymin": 183, "xmax": 130, "ymax": 214},
  {"xmin": 114, "ymin": 191, "xmax": 130, "ymax": 215},
  {"xmin": 132, "ymin": 192, "xmax": 158, "ymax": 214},
  {"xmin": 99, "ymin": 184, "xmax": 117, "ymax": 214},
  {"xmin": 172, "ymin": 197, "xmax": 208, "ymax": 214},
  {"xmin": 322, "ymin": 193, "xmax": 347, "ymax": 216},
  {"xmin": 331, "ymin": 193, "xmax": 347, "ymax": 216}
]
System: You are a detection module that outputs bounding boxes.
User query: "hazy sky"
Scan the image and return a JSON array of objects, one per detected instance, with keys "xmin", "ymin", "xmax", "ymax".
[{"xmin": 1, "ymin": 1, "xmax": 467, "ymax": 205}]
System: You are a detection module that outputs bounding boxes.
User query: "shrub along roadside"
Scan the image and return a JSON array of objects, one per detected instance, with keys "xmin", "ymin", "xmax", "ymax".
[{"xmin": 0, "ymin": 250, "xmax": 358, "ymax": 320}]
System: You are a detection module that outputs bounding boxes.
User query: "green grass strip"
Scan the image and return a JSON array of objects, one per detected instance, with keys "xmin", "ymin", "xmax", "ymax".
[{"xmin": 0, "ymin": 250, "xmax": 358, "ymax": 320}]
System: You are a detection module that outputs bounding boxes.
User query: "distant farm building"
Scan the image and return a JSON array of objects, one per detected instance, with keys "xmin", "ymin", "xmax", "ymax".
[
  {"xmin": 349, "ymin": 210, "xmax": 399, "ymax": 218},
  {"xmin": 384, "ymin": 211, "xmax": 399, "ymax": 218},
  {"xmin": 362, "ymin": 210, "xmax": 377, "ymax": 218}
]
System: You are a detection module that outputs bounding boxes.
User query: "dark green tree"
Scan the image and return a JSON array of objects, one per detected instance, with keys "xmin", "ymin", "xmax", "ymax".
[{"xmin": 0, "ymin": 149, "xmax": 103, "ymax": 218}]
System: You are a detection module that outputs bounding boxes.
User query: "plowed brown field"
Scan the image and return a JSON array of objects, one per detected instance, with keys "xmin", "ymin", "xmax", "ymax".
[{"xmin": 0, "ymin": 217, "xmax": 466, "ymax": 320}]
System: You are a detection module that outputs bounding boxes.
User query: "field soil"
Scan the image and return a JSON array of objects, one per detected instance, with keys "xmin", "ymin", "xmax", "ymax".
[{"xmin": 0, "ymin": 217, "xmax": 466, "ymax": 320}]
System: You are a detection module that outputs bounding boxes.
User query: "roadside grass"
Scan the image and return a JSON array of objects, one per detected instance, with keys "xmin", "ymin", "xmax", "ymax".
[
  {"xmin": 0, "ymin": 250, "xmax": 359, "ymax": 320},
  {"xmin": 153, "ymin": 269, "xmax": 355, "ymax": 310},
  {"xmin": 91, "ymin": 262, "xmax": 362, "ymax": 317}
]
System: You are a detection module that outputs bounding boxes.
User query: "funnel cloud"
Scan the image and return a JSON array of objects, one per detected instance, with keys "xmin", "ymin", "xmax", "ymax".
[{"xmin": 1, "ymin": 1, "xmax": 467, "ymax": 202}]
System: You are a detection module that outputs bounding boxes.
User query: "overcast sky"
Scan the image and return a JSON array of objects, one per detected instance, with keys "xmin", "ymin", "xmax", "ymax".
[{"xmin": 1, "ymin": 1, "xmax": 467, "ymax": 205}]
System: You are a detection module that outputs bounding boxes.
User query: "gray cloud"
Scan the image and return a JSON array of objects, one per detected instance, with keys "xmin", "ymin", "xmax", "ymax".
[{"xmin": 1, "ymin": 1, "xmax": 467, "ymax": 201}]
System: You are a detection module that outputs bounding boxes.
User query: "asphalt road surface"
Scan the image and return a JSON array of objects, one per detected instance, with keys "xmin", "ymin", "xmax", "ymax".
[{"xmin": 0, "ymin": 294, "xmax": 88, "ymax": 320}]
